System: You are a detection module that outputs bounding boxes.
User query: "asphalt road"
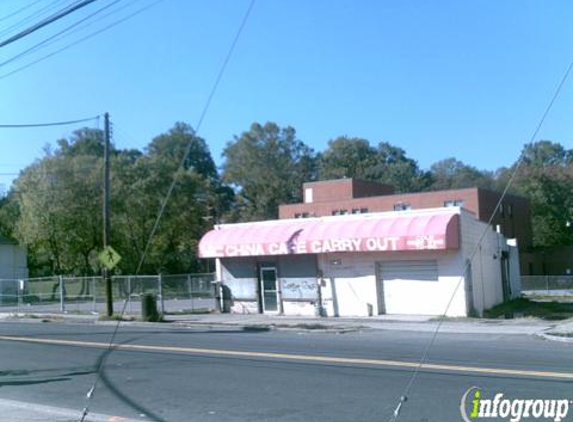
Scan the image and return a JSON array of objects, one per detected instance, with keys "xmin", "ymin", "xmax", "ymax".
[{"xmin": 0, "ymin": 321, "xmax": 571, "ymax": 422}]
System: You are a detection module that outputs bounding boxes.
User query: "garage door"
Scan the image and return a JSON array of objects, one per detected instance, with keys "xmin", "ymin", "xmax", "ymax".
[{"xmin": 378, "ymin": 260, "xmax": 449, "ymax": 315}]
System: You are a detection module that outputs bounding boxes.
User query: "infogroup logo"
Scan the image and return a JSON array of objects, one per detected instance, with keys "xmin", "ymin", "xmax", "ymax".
[{"xmin": 460, "ymin": 387, "xmax": 571, "ymax": 422}]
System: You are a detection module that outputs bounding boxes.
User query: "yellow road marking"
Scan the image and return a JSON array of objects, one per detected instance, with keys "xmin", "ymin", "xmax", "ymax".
[{"xmin": 0, "ymin": 335, "xmax": 571, "ymax": 380}]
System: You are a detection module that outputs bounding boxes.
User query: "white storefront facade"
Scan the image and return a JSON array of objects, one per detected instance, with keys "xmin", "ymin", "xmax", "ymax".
[{"xmin": 199, "ymin": 208, "xmax": 521, "ymax": 317}]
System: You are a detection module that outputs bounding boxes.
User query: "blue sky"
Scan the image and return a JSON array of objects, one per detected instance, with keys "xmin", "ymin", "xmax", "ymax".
[{"xmin": 0, "ymin": 0, "xmax": 572, "ymax": 193}]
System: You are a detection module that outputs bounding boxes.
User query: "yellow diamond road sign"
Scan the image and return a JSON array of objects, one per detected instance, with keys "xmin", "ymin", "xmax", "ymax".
[{"xmin": 99, "ymin": 246, "xmax": 121, "ymax": 270}]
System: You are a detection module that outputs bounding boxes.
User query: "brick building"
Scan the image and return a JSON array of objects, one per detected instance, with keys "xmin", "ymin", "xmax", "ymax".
[{"xmin": 279, "ymin": 178, "xmax": 533, "ymax": 258}]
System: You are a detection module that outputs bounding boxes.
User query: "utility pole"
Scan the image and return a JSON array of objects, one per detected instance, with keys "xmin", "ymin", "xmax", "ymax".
[{"xmin": 103, "ymin": 112, "xmax": 113, "ymax": 316}]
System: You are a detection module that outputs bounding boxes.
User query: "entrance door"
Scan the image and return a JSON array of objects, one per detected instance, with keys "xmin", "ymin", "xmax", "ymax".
[{"xmin": 260, "ymin": 267, "xmax": 278, "ymax": 313}]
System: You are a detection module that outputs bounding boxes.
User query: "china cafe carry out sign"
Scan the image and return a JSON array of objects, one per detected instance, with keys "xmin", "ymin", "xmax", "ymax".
[{"xmin": 200, "ymin": 235, "xmax": 448, "ymax": 258}]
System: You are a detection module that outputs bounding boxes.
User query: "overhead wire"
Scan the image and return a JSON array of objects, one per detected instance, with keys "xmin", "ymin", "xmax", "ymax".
[
  {"xmin": 387, "ymin": 58, "xmax": 573, "ymax": 422},
  {"xmin": 0, "ymin": 0, "xmax": 43, "ymax": 24},
  {"xmin": 0, "ymin": 0, "xmax": 124, "ymax": 70},
  {"xmin": 76, "ymin": 1, "xmax": 256, "ymax": 421},
  {"xmin": 0, "ymin": 0, "xmax": 71, "ymax": 39},
  {"xmin": 0, "ymin": 115, "xmax": 100, "ymax": 128},
  {"xmin": 0, "ymin": 0, "xmax": 165, "ymax": 81},
  {"xmin": 0, "ymin": 0, "xmax": 100, "ymax": 49}
]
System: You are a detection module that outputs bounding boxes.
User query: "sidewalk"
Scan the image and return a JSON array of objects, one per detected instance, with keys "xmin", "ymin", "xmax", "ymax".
[
  {"xmin": 165, "ymin": 313, "xmax": 565, "ymax": 335},
  {"xmin": 2, "ymin": 311, "xmax": 572, "ymax": 337},
  {"xmin": 0, "ymin": 398, "xmax": 143, "ymax": 422}
]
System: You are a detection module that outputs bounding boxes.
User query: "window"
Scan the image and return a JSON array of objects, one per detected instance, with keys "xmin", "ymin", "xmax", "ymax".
[
  {"xmin": 361, "ymin": 207, "xmax": 368, "ymax": 214},
  {"xmin": 352, "ymin": 207, "xmax": 368, "ymax": 214},
  {"xmin": 294, "ymin": 213, "xmax": 302, "ymax": 218},
  {"xmin": 507, "ymin": 204, "xmax": 512, "ymax": 217},
  {"xmin": 444, "ymin": 200, "xmax": 464, "ymax": 207},
  {"xmin": 499, "ymin": 203, "xmax": 504, "ymax": 217},
  {"xmin": 332, "ymin": 209, "xmax": 348, "ymax": 216},
  {"xmin": 393, "ymin": 203, "xmax": 411, "ymax": 211}
]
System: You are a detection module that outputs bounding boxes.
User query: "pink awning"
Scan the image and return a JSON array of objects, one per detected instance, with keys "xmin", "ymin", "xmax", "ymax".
[{"xmin": 199, "ymin": 211, "xmax": 460, "ymax": 258}]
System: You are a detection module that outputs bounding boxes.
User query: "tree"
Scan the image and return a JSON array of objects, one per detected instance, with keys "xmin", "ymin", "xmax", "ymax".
[
  {"xmin": 504, "ymin": 141, "xmax": 573, "ymax": 248},
  {"xmin": 111, "ymin": 123, "xmax": 227, "ymax": 274},
  {"xmin": 14, "ymin": 130, "xmax": 103, "ymax": 276},
  {"xmin": 222, "ymin": 122, "xmax": 317, "ymax": 221},
  {"xmin": 146, "ymin": 122, "xmax": 218, "ymax": 179},
  {"xmin": 429, "ymin": 158, "xmax": 494, "ymax": 191},
  {"xmin": 318, "ymin": 137, "xmax": 430, "ymax": 192},
  {"xmin": 521, "ymin": 140, "xmax": 571, "ymax": 168},
  {"xmin": 9, "ymin": 122, "xmax": 228, "ymax": 277},
  {"xmin": 318, "ymin": 137, "xmax": 378, "ymax": 180},
  {"xmin": 365, "ymin": 142, "xmax": 432, "ymax": 192}
]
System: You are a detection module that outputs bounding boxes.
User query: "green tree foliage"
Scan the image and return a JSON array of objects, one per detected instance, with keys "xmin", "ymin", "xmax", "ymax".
[
  {"xmin": 429, "ymin": 158, "xmax": 495, "ymax": 190},
  {"xmin": 506, "ymin": 141, "xmax": 573, "ymax": 248},
  {"xmin": 112, "ymin": 123, "xmax": 225, "ymax": 274},
  {"xmin": 222, "ymin": 122, "xmax": 317, "ymax": 221},
  {"xmin": 7, "ymin": 123, "xmax": 226, "ymax": 276},
  {"xmin": 318, "ymin": 137, "xmax": 430, "ymax": 192},
  {"xmin": 14, "ymin": 131, "xmax": 103, "ymax": 275},
  {"xmin": 318, "ymin": 137, "xmax": 378, "ymax": 180}
]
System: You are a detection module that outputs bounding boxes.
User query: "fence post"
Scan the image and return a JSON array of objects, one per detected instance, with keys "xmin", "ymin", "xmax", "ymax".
[
  {"xmin": 546, "ymin": 275, "xmax": 550, "ymax": 295},
  {"xmin": 157, "ymin": 274, "xmax": 165, "ymax": 315},
  {"xmin": 59, "ymin": 275, "xmax": 65, "ymax": 313},
  {"xmin": 92, "ymin": 277, "xmax": 97, "ymax": 313},
  {"xmin": 17, "ymin": 280, "xmax": 21, "ymax": 314},
  {"xmin": 128, "ymin": 276, "xmax": 132, "ymax": 314},
  {"xmin": 187, "ymin": 275, "xmax": 194, "ymax": 312}
]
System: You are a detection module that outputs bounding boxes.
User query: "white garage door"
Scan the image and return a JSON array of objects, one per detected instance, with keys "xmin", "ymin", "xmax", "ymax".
[{"xmin": 378, "ymin": 260, "xmax": 450, "ymax": 315}]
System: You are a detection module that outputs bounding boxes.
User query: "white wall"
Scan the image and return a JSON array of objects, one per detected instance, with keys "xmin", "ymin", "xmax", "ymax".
[
  {"xmin": 318, "ymin": 250, "xmax": 467, "ymax": 317},
  {"xmin": 460, "ymin": 212, "xmax": 505, "ymax": 316},
  {"xmin": 380, "ymin": 252, "xmax": 466, "ymax": 316}
]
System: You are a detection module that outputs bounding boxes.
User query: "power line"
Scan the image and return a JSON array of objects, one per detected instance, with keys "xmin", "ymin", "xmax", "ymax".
[
  {"xmin": 0, "ymin": 0, "xmax": 71, "ymax": 39},
  {"xmin": 0, "ymin": 115, "xmax": 100, "ymax": 128},
  {"xmin": 0, "ymin": 0, "xmax": 99, "ymax": 49},
  {"xmin": 387, "ymin": 59, "xmax": 573, "ymax": 422},
  {"xmin": 0, "ymin": 0, "xmax": 43, "ymax": 24},
  {"xmin": 77, "ymin": 2, "xmax": 256, "ymax": 421},
  {"xmin": 0, "ymin": 0, "xmax": 123, "ymax": 70},
  {"xmin": 0, "ymin": 0, "xmax": 166, "ymax": 81}
]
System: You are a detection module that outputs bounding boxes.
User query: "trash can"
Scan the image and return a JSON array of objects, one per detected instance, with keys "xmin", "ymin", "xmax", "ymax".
[{"xmin": 141, "ymin": 293, "xmax": 160, "ymax": 322}]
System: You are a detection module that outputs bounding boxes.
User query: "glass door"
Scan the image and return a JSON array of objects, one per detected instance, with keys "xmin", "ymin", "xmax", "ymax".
[{"xmin": 260, "ymin": 267, "xmax": 278, "ymax": 313}]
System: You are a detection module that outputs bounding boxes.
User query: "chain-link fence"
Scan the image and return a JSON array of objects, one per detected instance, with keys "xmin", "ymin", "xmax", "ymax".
[
  {"xmin": 0, "ymin": 273, "xmax": 217, "ymax": 315},
  {"xmin": 521, "ymin": 276, "xmax": 573, "ymax": 297}
]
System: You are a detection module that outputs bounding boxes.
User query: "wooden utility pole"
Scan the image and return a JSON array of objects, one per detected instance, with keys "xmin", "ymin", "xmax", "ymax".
[{"xmin": 103, "ymin": 112, "xmax": 113, "ymax": 316}]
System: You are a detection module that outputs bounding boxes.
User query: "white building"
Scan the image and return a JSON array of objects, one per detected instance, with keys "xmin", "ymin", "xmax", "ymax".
[{"xmin": 199, "ymin": 208, "xmax": 521, "ymax": 317}]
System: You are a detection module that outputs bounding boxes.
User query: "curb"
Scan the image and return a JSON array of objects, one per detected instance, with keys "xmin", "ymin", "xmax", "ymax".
[
  {"xmin": 97, "ymin": 319, "xmax": 366, "ymax": 333},
  {"xmin": 537, "ymin": 332, "xmax": 573, "ymax": 344},
  {"xmin": 0, "ymin": 398, "xmax": 144, "ymax": 422}
]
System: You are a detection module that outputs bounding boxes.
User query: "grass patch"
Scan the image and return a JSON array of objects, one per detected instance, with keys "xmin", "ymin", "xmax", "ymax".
[
  {"xmin": 428, "ymin": 316, "xmax": 480, "ymax": 322},
  {"xmin": 484, "ymin": 298, "xmax": 573, "ymax": 321}
]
